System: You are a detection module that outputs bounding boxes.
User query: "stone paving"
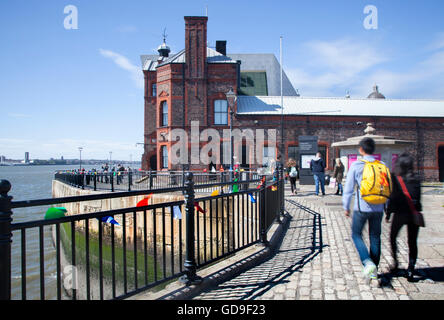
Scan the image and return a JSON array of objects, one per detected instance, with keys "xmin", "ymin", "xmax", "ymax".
[{"xmin": 194, "ymin": 183, "xmax": 444, "ymax": 300}]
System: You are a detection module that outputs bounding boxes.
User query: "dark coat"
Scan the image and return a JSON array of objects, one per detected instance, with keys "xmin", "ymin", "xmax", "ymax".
[
  {"xmin": 386, "ymin": 174, "xmax": 422, "ymax": 220},
  {"xmin": 333, "ymin": 163, "xmax": 344, "ymax": 183},
  {"xmin": 310, "ymin": 158, "xmax": 325, "ymax": 174}
]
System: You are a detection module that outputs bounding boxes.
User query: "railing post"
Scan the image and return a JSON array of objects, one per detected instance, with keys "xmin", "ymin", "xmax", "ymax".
[
  {"xmin": 94, "ymin": 173, "xmax": 97, "ymax": 191},
  {"xmin": 81, "ymin": 173, "xmax": 84, "ymax": 190},
  {"xmin": 274, "ymin": 165, "xmax": 281, "ymax": 224},
  {"xmin": 0, "ymin": 180, "xmax": 12, "ymax": 300},
  {"xmin": 279, "ymin": 163, "xmax": 285, "ymax": 217},
  {"xmin": 110, "ymin": 172, "xmax": 114, "ymax": 192},
  {"xmin": 180, "ymin": 172, "xmax": 202, "ymax": 286},
  {"xmin": 259, "ymin": 176, "xmax": 268, "ymax": 246},
  {"xmin": 149, "ymin": 170, "xmax": 153, "ymax": 189},
  {"xmin": 128, "ymin": 171, "xmax": 132, "ymax": 192}
]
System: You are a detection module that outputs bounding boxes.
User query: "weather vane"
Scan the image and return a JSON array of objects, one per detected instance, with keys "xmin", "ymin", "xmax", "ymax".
[{"xmin": 162, "ymin": 28, "xmax": 167, "ymax": 43}]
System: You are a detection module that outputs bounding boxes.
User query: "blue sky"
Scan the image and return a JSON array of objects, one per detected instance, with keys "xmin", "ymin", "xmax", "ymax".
[{"xmin": 1, "ymin": 0, "xmax": 444, "ymax": 160}]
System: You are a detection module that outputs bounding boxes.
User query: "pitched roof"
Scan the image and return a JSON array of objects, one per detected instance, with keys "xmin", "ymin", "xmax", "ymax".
[
  {"xmin": 140, "ymin": 47, "xmax": 237, "ymax": 71},
  {"xmin": 236, "ymin": 96, "xmax": 444, "ymax": 118}
]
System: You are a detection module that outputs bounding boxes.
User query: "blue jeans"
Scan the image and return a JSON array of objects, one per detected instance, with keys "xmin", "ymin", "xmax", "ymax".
[
  {"xmin": 313, "ymin": 173, "xmax": 325, "ymax": 195},
  {"xmin": 351, "ymin": 210, "xmax": 383, "ymax": 266},
  {"xmin": 337, "ymin": 182, "xmax": 343, "ymax": 193}
]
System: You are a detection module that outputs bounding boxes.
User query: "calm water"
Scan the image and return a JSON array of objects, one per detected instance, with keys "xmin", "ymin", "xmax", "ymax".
[{"xmin": 0, "ymin": 164, "xmax": 96, "ymax": 300}]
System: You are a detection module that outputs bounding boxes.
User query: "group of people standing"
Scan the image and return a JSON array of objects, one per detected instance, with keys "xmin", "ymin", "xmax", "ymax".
[{"xmin": 284, "ymin": 137, "xmax": 424, "ymax": 283}]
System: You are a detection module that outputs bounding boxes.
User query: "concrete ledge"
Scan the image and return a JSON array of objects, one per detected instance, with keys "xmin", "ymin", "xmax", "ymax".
[{"xmin": 128, "ymin": 214, "xmax": 291, "ymax": 300}]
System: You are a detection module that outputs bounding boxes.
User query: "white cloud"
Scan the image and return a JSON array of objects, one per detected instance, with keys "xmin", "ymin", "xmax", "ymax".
[
  {"xmin": 99, "ymin": 49, "xmax": 143, "ymax": 88},
  {"xmin": 287, "ymin": 36, "xmax": 444, "ymax": 99},
  {"xmin": 287, "ymin": 38, "xmax": 388, "ymax": 97},
  {"xmin": 427, "ymin": 32, "xmax": 444, "ymax": 51},
  {"xmin": 8, "ymin": 113, "xmax": 31, "ymax": 118}
]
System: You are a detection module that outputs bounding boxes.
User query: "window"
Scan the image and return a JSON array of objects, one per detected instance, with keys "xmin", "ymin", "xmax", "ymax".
[
  {"xmin": 161, "ymin": 146, "xmax": 168, "ymax": 169},
  {"xmin": 262, "ymin": 146, "xmax": 276, "ymax": 166},
  {"xmin": 152, "ymin": 84, "xmax": 157, "ymax": 96},
  {"xmin": 288, "ymin": 146, "xmax": 299, "ymax": 164},
  {"xmin": 214, "ymin": 100, "xmax": 228, "ymax": 125},
  {"xmin": 161, "ymin": 101, "xmax": 168, "ymax": 126},
  {"xmin": 318, "ymin": 145, "xmax": 327, "ymax": 163}
]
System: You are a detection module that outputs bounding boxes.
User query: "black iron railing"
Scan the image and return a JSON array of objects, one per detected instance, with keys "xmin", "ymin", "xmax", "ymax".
[
  {"xmin": 54, "ymin": 170, "xmax": 260, "ymax": 193},
  {"xmin": 0, "ymin": 172, "xmax": 283, "ymax": 300}
]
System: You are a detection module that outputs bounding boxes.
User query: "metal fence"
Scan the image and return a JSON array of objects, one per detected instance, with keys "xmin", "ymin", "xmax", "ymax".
[
  {"xmin": 0, "ymin": 171, "xmax": 284, "ymax": 300},
  {"xmin": 54, "ymin": 170, "xmax": 260, "ymax": 193}
]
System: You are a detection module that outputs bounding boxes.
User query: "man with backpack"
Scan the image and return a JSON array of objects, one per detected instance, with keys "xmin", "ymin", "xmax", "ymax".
[{"xmin": 342, "ymin": 137, "xmax": 392, "ymax": 282}]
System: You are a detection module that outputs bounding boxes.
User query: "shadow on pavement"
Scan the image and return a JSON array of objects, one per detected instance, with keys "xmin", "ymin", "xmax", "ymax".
[
  {"xmin": 380, "ymin": 267, "xmax": 444, "ymax": 287},
  {"xmin": 195, "ymin": 199, "xmax": 327, "ymax": 300}
]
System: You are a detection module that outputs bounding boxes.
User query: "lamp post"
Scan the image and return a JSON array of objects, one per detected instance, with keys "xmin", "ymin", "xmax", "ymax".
[
  {"xmin": 78, "ymin": 147, "xmax": 83, "ymax": 171},
  {"xmin": 225, "ymin": 87, "xmax": 237, "ymax": 182}
]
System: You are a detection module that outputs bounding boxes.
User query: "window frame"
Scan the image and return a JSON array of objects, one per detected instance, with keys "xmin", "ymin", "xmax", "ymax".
[
  {"xmin": 161, "ymin": 145, "xmax": 168, "ymax": 169},
  {"xmin": 214, "ymin": 99, "xmax": 228, "ymax": 125},
  {"xmin": 161, "ymin": 100, "xmax": 168, "ymax": 127}
]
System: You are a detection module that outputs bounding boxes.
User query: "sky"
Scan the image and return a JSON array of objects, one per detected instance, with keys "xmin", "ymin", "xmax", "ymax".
[{"xmin": 1, "ymin": 0, "xmax": 444, "ymax": 161}]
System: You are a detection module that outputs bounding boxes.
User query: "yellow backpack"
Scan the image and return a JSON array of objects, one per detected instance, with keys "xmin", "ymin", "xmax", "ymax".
[{"xmin": 359, "ymin": 159, "xmax": 392, "ymax": 205}]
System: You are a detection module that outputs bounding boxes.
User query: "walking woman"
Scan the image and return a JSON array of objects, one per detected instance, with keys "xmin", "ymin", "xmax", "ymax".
[
  {"xmin": 286, "ymin": 158, "xmax": 299, "ymax": 195},
  {"xmin": 386, "ymin": 153, "xmax": 423, "ymax": 282},
  {"xmin": 333, "ymin": 158, "xmax": 344, "ymax": 195}
]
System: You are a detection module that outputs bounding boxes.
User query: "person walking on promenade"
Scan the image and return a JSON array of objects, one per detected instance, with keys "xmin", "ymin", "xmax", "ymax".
[
  {"xmin": 385, "ymin": 153, "xmax": 423, "ymax": 282},
  {"xmin": 310, "ymin": 152, "xmax": 326, "ymax": 196},
  {"xmin": 342, "ymin": 137, "xmax": 392, "ymax": 282},
  {"xmin": 286, "ymin": 158, "xmax": 299, "ymax": 195},
  {"xmin": 333, "ymin": 158, "xmax": 345, "ymax": 195}
]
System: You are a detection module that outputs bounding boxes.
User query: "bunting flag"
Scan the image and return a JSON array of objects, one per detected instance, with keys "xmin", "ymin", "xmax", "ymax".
[
  {"xmin": 257, "ymin": 177, "xmax": 266, "ymax": 189},
  {"xmin": 136, "ymin": 193, "xmax": 153, "ymax": 207},
  {"xmin": 248, "ymin": 193, "xmax": 256, "ymax": 203},
  {"xmin": 211, "ymin": 190, "xmax": 220, "ymax": 197},
  {"xmin": 45, "ymin": 207, "xmax": 67, "ymax": 220},
  {"xmin": 99, "ymin": 216, "xmax": 120, "ymax": 225},
  {"xmin": 194, "ymin": 203, "xmax": 206, "ymax": 214},
  {"xmin": 173, "ymin": 206, "xmax": 182, "ymax": 220}
]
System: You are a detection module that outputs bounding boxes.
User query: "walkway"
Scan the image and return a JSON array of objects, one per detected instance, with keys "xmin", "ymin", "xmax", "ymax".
[{"xmin": 194, "ymin": 183, "xmax": 444, "ymax": 300}]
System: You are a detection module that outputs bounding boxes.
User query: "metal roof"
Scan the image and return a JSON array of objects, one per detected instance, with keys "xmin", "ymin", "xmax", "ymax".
[
  {"xmin": 236, "ymin": 96, "xmax": 444, "ymax": 118},
  {"xmin": 140, "ymin": 47, "xmax": 237, "ymax": 71},
  {"xmin": 228, "ymin": 54, "xmax": 298, "ymax": 96}
]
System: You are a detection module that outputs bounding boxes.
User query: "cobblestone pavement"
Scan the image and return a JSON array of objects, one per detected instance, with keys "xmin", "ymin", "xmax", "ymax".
[{"xmin": 195, "ymin": 184, "xmax": 444, "ymax": 300}]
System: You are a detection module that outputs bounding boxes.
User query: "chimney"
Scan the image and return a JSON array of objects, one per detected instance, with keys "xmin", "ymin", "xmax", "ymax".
[
  {"xmin": 215, "ymin": 40, "xmax": 227, "ymax": 56},
  {"xmin": 184, "ymin": 16, "xmax": 208, "ymax": 79}
]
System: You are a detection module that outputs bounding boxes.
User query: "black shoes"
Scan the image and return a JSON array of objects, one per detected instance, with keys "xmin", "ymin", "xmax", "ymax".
[{"xmin": 407, "ymin": 268, "xmax": 415, "ymax": 282}]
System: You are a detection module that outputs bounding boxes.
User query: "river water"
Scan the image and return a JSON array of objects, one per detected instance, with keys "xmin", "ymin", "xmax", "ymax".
[{"xmin": 0, "ymin": 164, "xmax": 97, "ymax": 300}]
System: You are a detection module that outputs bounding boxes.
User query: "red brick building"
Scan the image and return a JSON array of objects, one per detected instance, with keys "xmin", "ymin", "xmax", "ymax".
[{"xmin": 141, "ymin": 16, "xmax": 444, "ymax": 181}]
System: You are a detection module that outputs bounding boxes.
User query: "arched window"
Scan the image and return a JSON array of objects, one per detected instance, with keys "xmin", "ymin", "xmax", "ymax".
[
  {"xmin": 161, "ymin": 101, "xmax": 168, "ymax": 126},
  {"xmin": 214, "ymin": 100, "xmax": 228, "ymax": 125}
]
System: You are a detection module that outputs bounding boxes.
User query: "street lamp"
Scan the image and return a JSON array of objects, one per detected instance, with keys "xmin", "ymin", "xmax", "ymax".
[
  {"xmin": 225, "ymin": 87, "xmax": 237, "ymax": 182},
  {"xmin": 78, "ymin": 147, "xmax": 83, "ymax": 171}
]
